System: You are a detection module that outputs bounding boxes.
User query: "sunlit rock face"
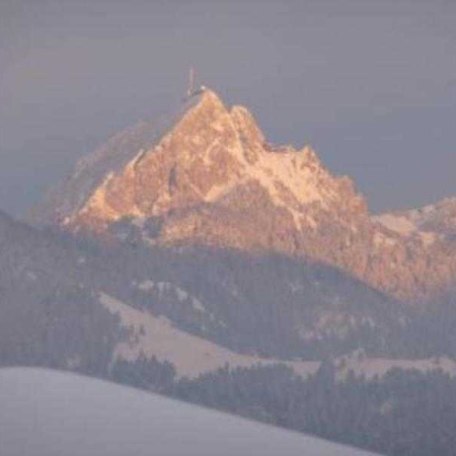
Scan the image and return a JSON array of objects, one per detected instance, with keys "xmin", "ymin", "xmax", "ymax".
[{"xmin": 33, "ymin": 89, "xmax": 456, "ymax": 301}]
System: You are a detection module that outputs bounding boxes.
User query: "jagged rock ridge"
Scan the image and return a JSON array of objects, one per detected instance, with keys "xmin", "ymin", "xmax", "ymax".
[{"xmin": 33, "ymin": 89, "xmax": 456, "ymax": 301}]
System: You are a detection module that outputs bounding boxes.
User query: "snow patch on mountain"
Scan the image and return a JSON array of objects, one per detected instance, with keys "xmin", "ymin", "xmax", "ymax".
[
  {"xmin": 336, "ymin": 355, "xmax": 456, "ymax": 380},
  {"xmin": 99, "ymin": 292, "xmax": 270, "ymax": 377},
  {"xmin": 99, "ymin": 292, "xmax": 322, "ymax": 379},
  {"xmin": 375, "ymin": 197, "xmax": 456, "ymax": 239}
]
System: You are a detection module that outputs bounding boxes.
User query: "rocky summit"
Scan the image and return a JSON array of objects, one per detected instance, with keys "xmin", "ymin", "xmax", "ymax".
[{"xmin": 34, "ymin": 89, "xmax": 456, "ymax": 301}]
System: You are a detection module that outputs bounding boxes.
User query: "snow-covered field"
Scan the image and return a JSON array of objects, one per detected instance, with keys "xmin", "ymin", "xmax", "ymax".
[{"xmin": 0, "ymin": 368, "xmax": 379, "ymax": 456}]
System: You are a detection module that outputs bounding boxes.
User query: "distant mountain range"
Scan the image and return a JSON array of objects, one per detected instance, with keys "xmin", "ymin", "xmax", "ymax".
[
  {"xmin": 32, "ymin": 89, "xmax": 456, "ymax": 301},
  {"xmin": 2, "ymin": 88, "xmax": 456, "ymax": 455}
]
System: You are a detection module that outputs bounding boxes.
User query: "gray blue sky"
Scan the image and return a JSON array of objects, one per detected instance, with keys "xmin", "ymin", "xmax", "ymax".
[{"xmin": 0, "ymin": 0, "xmax": 455, "ymax": 216}]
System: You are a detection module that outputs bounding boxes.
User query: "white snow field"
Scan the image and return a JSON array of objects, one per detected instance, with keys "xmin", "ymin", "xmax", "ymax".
[{"xmin": 0, "ymin": 368, "xmax": 380, "ymax": 456}]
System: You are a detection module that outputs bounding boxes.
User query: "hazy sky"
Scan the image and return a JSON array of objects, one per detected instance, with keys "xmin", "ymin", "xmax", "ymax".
[{"xmin": 0, "ymin": 0, "xmax": 455, "ymax": 217}]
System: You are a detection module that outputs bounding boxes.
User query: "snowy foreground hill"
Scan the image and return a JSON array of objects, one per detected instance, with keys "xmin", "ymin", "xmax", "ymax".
[{"xmin": 0, "ymin": 368, "xmax": 379, "ymax": 456}]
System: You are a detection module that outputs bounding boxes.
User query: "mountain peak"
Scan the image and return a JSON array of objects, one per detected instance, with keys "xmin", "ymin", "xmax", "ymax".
[
  {"xmin": 31, "ymin": 90, "xmax": 456, "ymax": 301},
  {"xmin": 183, "ymin": 89, "xmax": 264, "ymax": 151},
  {"xmin": 57, "ymin": 89, "xmax": 349, "ymax": 234},
  {"xmin": 33, "ymin": 88, "xmax": 367, "ymax": 256},
  {"xmin": 192, "ymin": 88, "xmax": 225, "ymax": 108},
  {"xmin": 181, "ymin": 88, "xmax": 229, "ymax": 122}
]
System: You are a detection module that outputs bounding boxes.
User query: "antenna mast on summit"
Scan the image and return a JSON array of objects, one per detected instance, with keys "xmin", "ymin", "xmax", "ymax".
[{"xmin": 187, "ymin": 67, "xmax": 195, "ymax": 97}]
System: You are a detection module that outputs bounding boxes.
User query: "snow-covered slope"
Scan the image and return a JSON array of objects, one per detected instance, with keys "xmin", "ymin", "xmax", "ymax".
[
  {"xmin": 102, "ymin": 289, "xmax": 456, "ymax": 379},
  {"xmin": 99, "ymin": 292, "xmax": 319, "ymax": 378},
  {"xmin": 0, "ymin": 368, "xmax": 380, "ymax": 456}
]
